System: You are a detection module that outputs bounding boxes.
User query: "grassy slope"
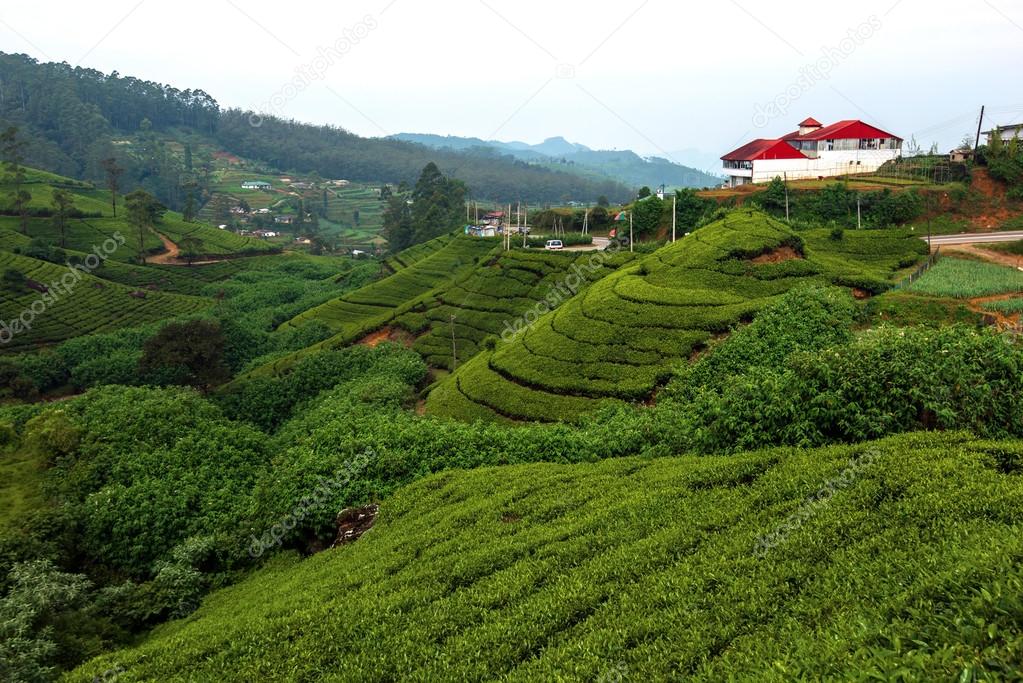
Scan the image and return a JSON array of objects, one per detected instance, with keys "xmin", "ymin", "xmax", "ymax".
[
  {"xmin": 68, "ymin": 432, "xmax": 1023, "ymax": 682},
  {"xmin": 427, "ymin": 211, "xmax": 927, "ymax": 423},
  {"xmin": 0, "ymin": 168, "xmax": 277, "ymax": 259}
]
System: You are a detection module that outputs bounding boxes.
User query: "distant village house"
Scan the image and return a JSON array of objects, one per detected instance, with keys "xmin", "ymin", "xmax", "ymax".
[
  {"xmin": 241, "ymin": 180, "xmax": 272, "ymax": 190},
  {"xmin": 983, "ymin": 123, "xmax": 1023, "ymax": 145}
]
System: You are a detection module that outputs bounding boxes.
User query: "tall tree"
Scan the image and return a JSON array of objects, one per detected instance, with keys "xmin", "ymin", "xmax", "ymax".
[
  {"xmin": 125, "ymin": 189, "xmax": 164, "ymax": 263},
  {"xmin": 51, "ymin": 188, "xmax": 74, "ymax": 248},
  {"xmin": 1, "ymin": 126, "xmax": 31, "ymax": 235},
  {"xmin": 382, "ymin": 195, "xmax": 413, "ymax": 252},
  {"xmin": 409, "ymin": 162, "xmax": 466, "ymax": 245},
  {"xmin": 139, "ymin": 319, "xmax": 230, "ymax": 392},
  {"xmin": 101, "ymin": 157, "xmax": 124, "ymax": 217}
]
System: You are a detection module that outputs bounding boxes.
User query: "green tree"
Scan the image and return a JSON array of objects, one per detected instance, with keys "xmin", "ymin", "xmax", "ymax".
[
  {"xmin": 673, "ymin": 188, "xmax": 713, "ymax": 230},
  {"xmin": 408, "ymin": 162, "xmax": 466, "ymax": 245},
  {"xmin": 632, "ymin": 196, "xmax": 664, "ymax": 236},
  {"xmin": 51, "ymin": 187, "xmax": 74, "ymax": 248},
  {"xmin": 1, "ymin": 126, "xmax": 31, "ymax": 235},
  {"xmin": 756, "ymin": 177, "xmax": 788, "ymax": 214},
  {"xmin": 597, "ymin": 195, "xmax": 610, "ymax": 208},
  {"xmin": 100, "ymin": 157, "xmax": 124, "ymax": 217},
  {"xmin": 139, "ymin": 320, "xmax": 230, "ymax": 391},
  {"xmin": 178, "ymin": 236, "xmax": 203, "ymax": 265},
  {"xmin": 382, "ymin": 195, "xmax": 413, "ymax": 252},
  {"xmin": 0, "ymin": 560, "xmax": 93, "ymax": 682},
  {"xmin": 637, "ymin": 186, "xmax": 652, "ymax": 199},
  {"xmin": 125, "ymin": 189, "xmax": 164, "ymax": 263}
]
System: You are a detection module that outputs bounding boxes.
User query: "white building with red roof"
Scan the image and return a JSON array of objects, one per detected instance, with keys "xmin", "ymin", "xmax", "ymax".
[{"xmin": 721, "ymin": 117, "xmax": 903, "ymax": 187}]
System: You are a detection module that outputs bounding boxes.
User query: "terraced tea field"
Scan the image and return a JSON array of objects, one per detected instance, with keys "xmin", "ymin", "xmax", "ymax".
[
  {"xmin": 397, "ymin": 249, "xmax": 635, "ymax": 370},
  {"xmin": 254, "ymin": 235, "xmax": 499, "ymax": 375},
  {"xmin": 0, "ymin": 250, "xmax": 211, "ymax": 352},
  {"xmin": 68, "ymin": 432, "xmax": 1023, "ymax": 682},
  {"xmin": 427, "ymin": 212, "xmax": 927, "ymax": 423}
]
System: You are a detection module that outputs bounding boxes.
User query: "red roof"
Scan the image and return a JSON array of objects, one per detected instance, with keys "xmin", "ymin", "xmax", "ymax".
[
  {"xmin": 799, "ymin": 117, "xmax": 822, "ymax": 127},
  {"xmin": 721, "ymin": 138, "xmax": 807, "ymax": 162},
  {"xmin": 795, "ymin": 119, "xmax": 901, "ymax": 141}
]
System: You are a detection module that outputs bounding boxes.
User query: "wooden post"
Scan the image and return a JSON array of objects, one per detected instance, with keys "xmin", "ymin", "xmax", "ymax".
[
  {"xmin": 672, "ymin": 193, "xmax": 677, "ymax": 243},
  {"xmin": 974, "ymin": 105, "xmax": 985, "ymax": 153}
]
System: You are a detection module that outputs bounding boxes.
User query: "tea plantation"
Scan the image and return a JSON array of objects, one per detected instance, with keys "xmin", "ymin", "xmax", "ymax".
[
  {"xmin": 0, "ymin": 250, "xmax": 210, "ymax": 351},
  {"xmin": 427, "ymin": 211, "xmax": 926, "ymax": 422},
  {"xmin": 253, "ymin": 235, "xmax": 501, "ymax": 375},
  {"xmin": 395, "ymin": 248, "xmax": 635, "ymax": 370},
  {"xmin": 67, "ymin": 431, "xmax": 1023, "ymax": 682}
]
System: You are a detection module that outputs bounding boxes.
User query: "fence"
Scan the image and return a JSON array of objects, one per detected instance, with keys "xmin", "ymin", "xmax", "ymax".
[{"xmin": 893, "ymin": 247, "xmax": 940, "ymax": 290}]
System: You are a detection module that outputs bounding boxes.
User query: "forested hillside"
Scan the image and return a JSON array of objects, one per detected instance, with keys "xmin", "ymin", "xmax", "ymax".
[{"xmin": 0, "ymin": 53, "xmax": 630, "ymax": 208}]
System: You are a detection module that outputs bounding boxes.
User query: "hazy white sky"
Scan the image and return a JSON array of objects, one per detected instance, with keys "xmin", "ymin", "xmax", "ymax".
[{"xmin": 2, "ymin": 0, "xmax": 1022, "ymax": 169}]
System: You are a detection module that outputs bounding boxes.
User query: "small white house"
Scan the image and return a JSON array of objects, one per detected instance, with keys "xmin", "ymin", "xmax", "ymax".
[{"xmin": 241, "ymin": 180, "xmax": 271, "ymax": 190}]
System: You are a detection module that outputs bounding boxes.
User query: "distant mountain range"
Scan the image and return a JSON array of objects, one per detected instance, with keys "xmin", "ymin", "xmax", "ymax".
[{"xmin": 390, "ymin": 134, "xmax": 722, "ymax": 190}]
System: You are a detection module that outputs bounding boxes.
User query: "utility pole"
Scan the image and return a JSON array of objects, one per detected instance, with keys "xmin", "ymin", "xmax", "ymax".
[
  {"xmin": 783, "ymin": 172, "xmax": 790, "ymax": 222},
  {"xmin": 857, "ymin": 197, "xmax": 862, "ymax": 230},
  {"xmin": 974, "ymin": 105, "xmax": 985, "ymax": 153},
  {"xmin": 672, "ymin": 193, "xmax": 677, "ymax": 243},
  {"xmin": 629, "ymin": 211, "xmax": 633, "ymax": 253}
]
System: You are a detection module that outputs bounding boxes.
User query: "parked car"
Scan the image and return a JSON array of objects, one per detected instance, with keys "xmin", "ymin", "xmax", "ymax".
[{"xmin": 544, "ymin": 240, "xmax": 564, "ymax": 250}]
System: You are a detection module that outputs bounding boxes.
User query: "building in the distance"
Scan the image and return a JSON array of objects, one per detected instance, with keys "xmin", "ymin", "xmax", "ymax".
[
  {"xmin": 721, "ymin": 117, "xmax": 903, "ymax": 187},
  {"xmin": 982, "ymin": 122, "xmax": 1023, "ymax": 146}
]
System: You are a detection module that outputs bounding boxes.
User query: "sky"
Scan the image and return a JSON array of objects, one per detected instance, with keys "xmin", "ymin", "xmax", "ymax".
[{"xmin": 2, "ymin": 0, "xmax": 1022, "ymax": 172}]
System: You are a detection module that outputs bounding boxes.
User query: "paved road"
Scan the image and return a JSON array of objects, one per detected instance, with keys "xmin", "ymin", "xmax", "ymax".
[
  {"xmin": 562, "ymin": 236, "xmax": 610, "ymax": 252},
  {"xmin": 926, "ymin": 230, "xmax": 1023, "ymax": 247}
]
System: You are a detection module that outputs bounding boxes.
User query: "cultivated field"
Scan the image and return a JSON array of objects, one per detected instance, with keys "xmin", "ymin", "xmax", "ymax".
[{"xmin": 427, "ymin": 211, "xmax": 927, "ymax": 423}]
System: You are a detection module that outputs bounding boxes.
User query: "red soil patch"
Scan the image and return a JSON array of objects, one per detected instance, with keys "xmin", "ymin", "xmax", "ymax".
[
  {"xmin": 749, "ymin": 245, "xmax": 802, "ymax": 264},
  {"xmin": 212, "ymin": 150, "xmax": 242, "ymax": 164},
  {"xmin": 851, "ymin": 288, "xmax": 871, "ymax": 300},
  {"xmin": 971, "ymin": 168, "xmax": 1002, "ymax": 199},
  {"xmin": 357, "ymin": 326, "xmax": 415, "ymax": 348}
]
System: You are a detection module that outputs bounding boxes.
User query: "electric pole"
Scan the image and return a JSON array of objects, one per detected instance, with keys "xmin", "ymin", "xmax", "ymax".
[
  {"xmin": 783, "ymin": 171, "xmax": 790, "ymax": 222},
  {"xmin": 974, "ymin": 105, "xmax": 985, "ymax": 153},
  {"xmin": 629, "ymin": 211, "xmax": 633, "ymax": 253},
  {"xmin": 672, "ymin": 193, "xmax": 677, "ymax": 243}
]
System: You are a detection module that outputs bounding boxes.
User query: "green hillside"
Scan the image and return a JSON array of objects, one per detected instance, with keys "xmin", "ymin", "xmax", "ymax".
[
  {"xmin": 427, "ymin": 211, "xmax": 927, "ymax": 423},
  {"xmin": 0, "ymin": 168, "xmax": 277, "ymax": 261},
  {"xmin": 396, "ymin": 249, "xmax": 635, "ymax": 370},
  {"xmin": 67, "ymin": 431, "xmax": 1023, "ymax": 682},
  {"xmin": 252, "ymin": 235, "xmax": 500, "ymax": 375},
  {"xmin": 0, "ymin": 250, "xmax": 210, "ymax": 352}
]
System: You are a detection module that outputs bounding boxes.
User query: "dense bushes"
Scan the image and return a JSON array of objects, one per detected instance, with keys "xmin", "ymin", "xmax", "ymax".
[
  {"xmin": 753, "ymin": 179, "xmax": 924, "ymax": 228},
  {"xmin": 217, "ymin": 344, "xmax": 427, "ymax": 431},
  {"xmin": 658, "ymin": 300, "xmax": 1023, "ymax": 454}
]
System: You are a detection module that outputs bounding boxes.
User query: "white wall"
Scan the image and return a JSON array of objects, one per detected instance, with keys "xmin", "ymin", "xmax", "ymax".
[{"xmin": 751, "ymin": 148, "xmax": 900, "ymax": 183}]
